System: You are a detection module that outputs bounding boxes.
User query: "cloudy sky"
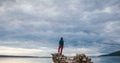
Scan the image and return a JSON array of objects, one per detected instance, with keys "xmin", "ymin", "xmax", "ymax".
[{"xmin": 0, "ymin": 0, "xmax": 120, "ymax": 56}]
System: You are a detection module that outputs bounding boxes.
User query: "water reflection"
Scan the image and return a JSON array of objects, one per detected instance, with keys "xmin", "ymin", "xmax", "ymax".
[
  {"xmin": 91, "ymin": 56, "xmax": 120, "ymax": 63},
  {"xmin": 0, "ymin": 58, "xmax": 53, "ymax": 63},
  {"xmin": 0, "ymin": 56, "xmax": 120, "ymax": 63}
]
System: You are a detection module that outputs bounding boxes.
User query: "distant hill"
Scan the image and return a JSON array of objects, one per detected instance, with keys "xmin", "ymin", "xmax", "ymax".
[
  {"xmin": 101, "ymin": 51, "xmax": 120, "ymax": 56},
  {"xmin": 0, "ymin": 55, "xmax": 51, "ymax": 58}
]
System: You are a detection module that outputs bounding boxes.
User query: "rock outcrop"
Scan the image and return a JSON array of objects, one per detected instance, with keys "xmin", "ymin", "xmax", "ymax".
[{"xmin": 52, "ymin": 53, "xmax": 93, "ymax": 63}]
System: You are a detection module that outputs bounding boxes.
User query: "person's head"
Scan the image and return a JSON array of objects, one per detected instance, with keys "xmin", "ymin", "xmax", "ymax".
[{"xmin": 60, "ymin": 37, "xmax": 63, "ymax": 40}]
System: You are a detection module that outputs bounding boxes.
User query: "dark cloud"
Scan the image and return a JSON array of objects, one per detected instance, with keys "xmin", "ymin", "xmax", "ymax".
[
  {"xmin": 0, "ymin": 0, "xmax": 120, "ymax": 55},
  {"xmin": 0, "ymin": 0, "xmax": 16, "ymax": 6}
]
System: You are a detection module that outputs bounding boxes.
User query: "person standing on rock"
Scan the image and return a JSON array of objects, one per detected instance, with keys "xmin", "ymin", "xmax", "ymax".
[{"xmin": 58, "ymin": 37, "xmax": 64, "ymax": 55}]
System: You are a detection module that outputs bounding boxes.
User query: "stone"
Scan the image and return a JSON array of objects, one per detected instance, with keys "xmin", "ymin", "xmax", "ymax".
[{"xmin": 51, "ymin": 53, "xmax": 93, "ymax": 63}]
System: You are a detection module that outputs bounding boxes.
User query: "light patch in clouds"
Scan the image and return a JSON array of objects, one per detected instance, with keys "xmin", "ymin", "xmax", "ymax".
[
  {"xmin": 0, "ymin": 46, "xmax": 56, "ymax": 56},
  {"xmin": 0, "ymin": 46, "xmax": 101, "ymax": 56},
  {"xmin": 0, "ymin": 46, "xmax": 41, "ymax": 56}
]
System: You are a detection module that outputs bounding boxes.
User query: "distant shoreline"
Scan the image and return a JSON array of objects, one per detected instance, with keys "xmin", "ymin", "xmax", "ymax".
[
  {"xmin": 1, "ymin": 50, "xmax": 120, "ymax": 58},
  {"xmin": 0, "ymin": 55, "xmax": 51, "ymax": 58},
  {"xmin": 100, "ymin": 51, "xmax": 120, "ymax": 56}
]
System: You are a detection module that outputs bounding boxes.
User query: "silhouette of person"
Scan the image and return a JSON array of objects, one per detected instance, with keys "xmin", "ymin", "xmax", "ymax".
[{"xmin": 58, "ymin": 37, "xmax": 64, "ymax": 55}]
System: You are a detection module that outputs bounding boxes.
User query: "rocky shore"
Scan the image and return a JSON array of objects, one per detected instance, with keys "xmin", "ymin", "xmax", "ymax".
[{"xmin": 52, "ymin": 53, "xmax": 93, "ymax": 63}]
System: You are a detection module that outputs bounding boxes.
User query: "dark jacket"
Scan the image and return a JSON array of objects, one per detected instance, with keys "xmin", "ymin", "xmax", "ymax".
[{"xmin": 59, "ymin": 38, "xmax": 64, "ymax": 46}]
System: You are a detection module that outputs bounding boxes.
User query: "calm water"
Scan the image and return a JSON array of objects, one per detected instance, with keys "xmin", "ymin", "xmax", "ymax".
[{"xmin": 0, "ymin": 56, "xmax": 120, "ymax": 63}]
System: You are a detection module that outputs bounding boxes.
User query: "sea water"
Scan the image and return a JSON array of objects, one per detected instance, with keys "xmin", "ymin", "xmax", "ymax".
[
  {"xmin": 91, "ymin": 56, "xmax": 120, "ymax": 63},
  {"xmin": 0, "ymin": 56, "xmax": 120, "ymax": 63}
]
